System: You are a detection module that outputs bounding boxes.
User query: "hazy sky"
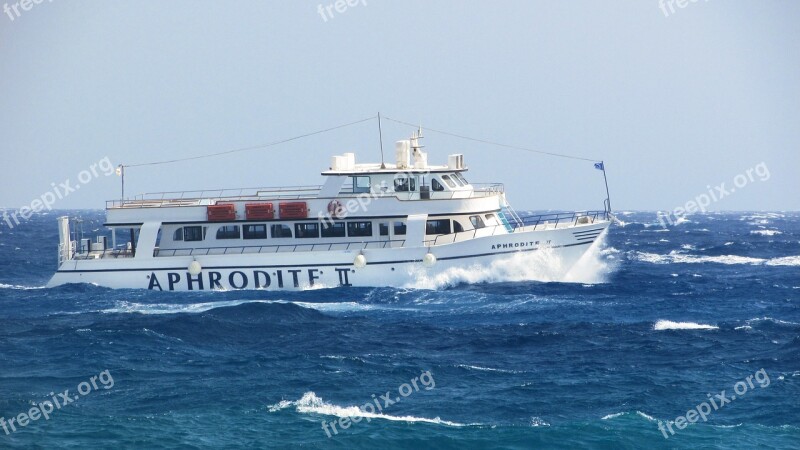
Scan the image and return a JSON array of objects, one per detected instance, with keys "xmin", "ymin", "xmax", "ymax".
[{"xmin": 1, "ymin": 0, "xmax": 798, "ymax": 213}]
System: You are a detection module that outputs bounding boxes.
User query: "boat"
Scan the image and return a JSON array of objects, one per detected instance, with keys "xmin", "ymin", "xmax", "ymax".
[{"xmin": 47, "ymin": 130, "xmax": 612, "ymax": 291}]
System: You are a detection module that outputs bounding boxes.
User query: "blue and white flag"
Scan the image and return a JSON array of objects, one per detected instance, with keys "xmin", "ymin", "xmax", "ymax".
[{"xmin": 594, "ymin": 162, "xmax": 604, "ymax": 171}]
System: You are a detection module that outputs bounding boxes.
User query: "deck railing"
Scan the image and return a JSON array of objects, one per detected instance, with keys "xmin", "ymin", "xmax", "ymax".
[
  {"xmin": 106, "ymin": 183, "xmax": 506, "ymax": 209},
  {"xmin": 153, "ymin": 239, "xmax": 406, "ymax": 257},
  {"xmin": 106, "ymin": 185, "xmax": 324, "ymax": 209},
  {"xmin": 514, "ymin": 210, "xmax": 609, "ymax": 230}
]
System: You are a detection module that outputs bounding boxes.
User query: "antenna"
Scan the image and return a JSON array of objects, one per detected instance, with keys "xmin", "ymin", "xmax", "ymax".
[
  {"xmin": 116, "ymin": 164, "xmax": 125, "ymax": 204},
  {"xmin": 378, "ymin": 112, "xmax": 386, "ymax": 169}
]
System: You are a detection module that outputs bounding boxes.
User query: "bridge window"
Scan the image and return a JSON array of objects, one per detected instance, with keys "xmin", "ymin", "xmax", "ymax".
[
  {"xmin": 426, "ymin": 219, "xmax": 451, "ymax": 235},
  {"xmin": 441, "ymin": 175, "xmax": 457, "ymax": 188},
  {"xmin": 295, "ymin": 223, "xmax": 320, "ymax": 239},
  {"xmin": 394, "ymin": 177, "xmax": 416, "ymax": 192},
  {"xmin": 353, "ymin": 176, "xmax": 370, "ymax": 194},
  {"xmin": 454, "ymin": 221, "xmax": 464, "ymax": 233},
  {"xmin": 243, "ymin": 224, "xmax": 267, "ymax": 239},
  {"xmin": 270, "ymin": 224, "xmax": 293, "ymax": 238},
  {"xmin": 216, "ymin": 225, "xmax": 241, "ymax": 240},
  {"xmin": 321, "ymin": 221, "xmax": 346, "ymax": 237},
  {"xmin": 348, "ymin": 221, "xmax": 373, "ymax": 237},
  {"xmin": 393, "ymin": 221, "xmax": 407, "ymax": 235},
  {"xmin": 379, "ymin": 222, "xmax": 389, "ymax": 236},
  {"xmin": 173, "ymin": 228, "xmax": 183, "ymax": 241},
  {"xmin": 470, "ymin": 215, "xmax": 485, "ymax": 229},
  {"xmin": 184, "ymin": 226, "xmax": 206, "ymax": 242},
  {"xmin": 454, "ymin": 172, "xmax": 469, "ymax": 185},
  {"xmin": 432, "ymin": 178, "xmax": 444, "ymax": 191}
]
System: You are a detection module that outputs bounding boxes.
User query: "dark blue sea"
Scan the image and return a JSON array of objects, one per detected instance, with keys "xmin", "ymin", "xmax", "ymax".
[{"xmin": 1, "ymin": 210, "xmax": 798, "ymax": 449}]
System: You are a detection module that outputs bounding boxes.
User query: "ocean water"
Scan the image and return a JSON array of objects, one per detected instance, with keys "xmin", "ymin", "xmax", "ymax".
[{"xmin": 0, "ymin": 210, "xmax": 798, "ymax": 449}]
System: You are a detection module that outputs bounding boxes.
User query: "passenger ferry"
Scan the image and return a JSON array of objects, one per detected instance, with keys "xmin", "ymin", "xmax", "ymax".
[{"xmin": 47, "ymin": 131, "xmax": 611, "ymax": 291}]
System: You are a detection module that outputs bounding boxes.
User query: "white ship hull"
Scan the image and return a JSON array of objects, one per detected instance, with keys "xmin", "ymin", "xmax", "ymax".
[{"xmin": 47, "ymin": 222, "xmax": 609, "ymax": 291}]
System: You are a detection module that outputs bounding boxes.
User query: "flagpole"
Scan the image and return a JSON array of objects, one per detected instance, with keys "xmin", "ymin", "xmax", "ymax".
[{"xmin": 600, "ymin": 160, "xmax": 611, "ymax": 214}]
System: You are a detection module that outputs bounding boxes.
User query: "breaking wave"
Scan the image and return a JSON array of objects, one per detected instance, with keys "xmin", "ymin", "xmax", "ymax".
[
  {"xmin": 267, "ymin": 392, "xmax": 471, "ymax": 427},
  {"xmin": 654, "ymin": 320, "xmax": 718, "ymax": 331},
  {"xmin": 632, "ymin": 252, "xmax": 800, "ymax": 266}
]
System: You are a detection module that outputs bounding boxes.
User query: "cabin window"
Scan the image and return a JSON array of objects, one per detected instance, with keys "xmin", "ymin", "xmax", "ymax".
[
  {"xmin": 441, "ymin": 175, "xmax": 457, "ymax": 188},
  {"xmin": 470, "ymin": 215, "xmax": 486, "ymax": 229},
  {"xmin": 348, "ymin": 221, "xmax": 373, "ymax": 237},
  {"xmin": 184, "ymin": 226, "xmax": 205, "ymax": 242},
  {"xmin": 353, "ymin": 176, "xmax": 370, "ymax": 194},
  {"xmin": 321, "ymin": 221, "xmax": 346, "ymax": 237},
  {"xmin": 173, "ymin": 228, "xmax": 183, "ymax": 241},
  {"xmin": 454, "ymin": 173, "xmax": 469, "ymax": 185},
  {"xmin": 393, "ymin": 221, "xmax": 407, "ymax": 235},
  {"xmin": 426, "ymin": 219, "xmax": 452, "ymax": 235},
  {"xmin": 295, "ymin": 223, "xmax": 320, "ymax": 238},
  {"xmin": 243, "ymin": 224, "xmax": 267, "ymax": 239},
  {"xmin": 454, "ymin": 221, "xmax": 464, "ymax": 233},
  {"xmin": 216, "ymin": 225, "xmax": 241, "ymax": 240},
  {"xmin": 379, "ymin": 222, "xmax": 389, "ymax": 236},
  {"xmin": 270, "ymin": 224, "xmax": 293, "ymax": 238},
  {"xmin": 432, "ymin": 179, "xmax": 445, "ymax": 191},
  {"xmin": 394, "ymin": 177, "xmax": 416, "ymax": 192}
]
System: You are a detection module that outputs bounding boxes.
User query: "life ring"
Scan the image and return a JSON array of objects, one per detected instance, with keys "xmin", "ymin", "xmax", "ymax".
[{"xmin": 327, "ymin": 200, "xmax": 344, "ymax": 218}]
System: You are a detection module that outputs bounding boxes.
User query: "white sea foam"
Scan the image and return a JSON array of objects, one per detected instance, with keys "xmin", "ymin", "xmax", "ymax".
[
  {"xmin": 745, "ymin": 317, "xmax": 800, "ymax": 327},
  {"xmin": 456, "ymin": 364, "xmax": 523, "ymax": 374},
  {"xmin": 291, "ymin": 301, "xmax": 374, "ymax": 312},
  {"xmin": 765, "ymin": 256, "xmax": 800, "ymax": 267},
  {"xmin": 530, "ymin": 417, "xmax": 550, "ymax": 427},
  {"xmin": 267, "ymin": 392, "xmax": 470, "ymax": 427},
  {"xmin": 0, "ymin": 283, "xmax": 45, "ymax": 290},
  {"xmin": 654, "ymin": 320, "xmax": 718, "ymax": 331},
  {"xmin": 750, "ymin": 229, "xmax": 782, "ymax": 236},
  {"xmin": 601, "ymin": 411, "xmax": 658, "ymax": 422},
  {"xmin": 405, "ymin": 233, "xmax": 616, "ymax": 289},
  {"xmin": 632, "ymin": 251, "xmax": 799, "ymax": 266},
  {"xmin": 100, "ymin": 299, "xmax": 370, "ymax": 315},
  {"xmin": 101, "ymin": 299, "xmax": 275, "ymax": 314}
]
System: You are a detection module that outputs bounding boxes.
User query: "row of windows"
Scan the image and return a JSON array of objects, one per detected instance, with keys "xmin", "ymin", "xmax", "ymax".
[
  {"xmin": 172, "ymin": 214, "xmax": 495, "ymax": 243},
  {"xmin": 173, "ymin": 221, "xmax": 408, "ymax": 242}
]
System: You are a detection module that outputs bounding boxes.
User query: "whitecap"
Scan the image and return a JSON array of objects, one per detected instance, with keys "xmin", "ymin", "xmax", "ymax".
[
  {"xmin": 267, "ymin": 392, "xmax": 471, "ymax": 427},
  {"xmin": 751, "ymin": 230, "xmax": 782, "ymax": 236},
  {"xmin": 765, "ymin": 256, "xmax": 800, "ymax": 267},
  {"xmin": 654, "ymin": 320, "xmax": 718, "ymax": 331},
  {"xmin": 456, "ymin": 364, "xmax": 523, "ymax": 374},
  {"xmin": 530, "ymin": 417, "xmax": 550, "ymax": 427},
  {"xmin": 0, "ymin": 283, "xmax": 45, "ymax": 290},
  {"xmin": 101, "ymin": 299, "xmax": 275, "ymax": 315}
]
